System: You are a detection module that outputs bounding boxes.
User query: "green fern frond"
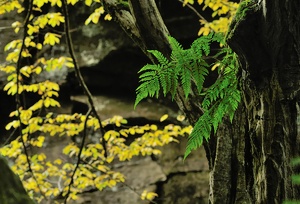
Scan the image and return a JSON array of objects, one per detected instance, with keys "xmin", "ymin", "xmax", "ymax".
[
  {"xmin": 138, "ymin": 64, "xmax": 160, "ymax": 73},
  {"xmin": 192, "ymin": 61, "xmax": 209, "ymax": 94},
  {"xmin": 139, "ymin": 71, "xmax": 156, "ymax": 79},
  {"xmin": 168, "ymin": 36, "xmax": 183, "ymax": 54},
  {"xmin": 184, "ymin": 45, "xmax": 241, "ymax": 159},
  {"xmin": 148, "ymin": 50, "xmax": 169, "ymax": 66},
  {"xmin": 191, "ymin": 33, "xmax": 213, "ymax": 56},
  {"xmin": 170, "ymin": 73, "xmax": 178, "ymax": 99},
  {"xmin": 159, "ymin": 69, "xmax": 172, "ymax": 96},
  {"xmin": 135, "ymin": 71, "xmax": 161, "ymax": 108},
  {"xmin": 180, "ymin": 68, "xmax": 192, "ymax": 98},
  {"xmin": 184, "ymin": 112, "xmax": 212, "ymax": 159}
]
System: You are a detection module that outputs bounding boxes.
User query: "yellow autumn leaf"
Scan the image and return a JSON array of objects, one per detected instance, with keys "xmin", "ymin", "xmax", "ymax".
[
  {"xmin": 150, "ymin": 124, "xmax": 157, "ymax": 131},
  {"xmin": 6, "ymin": 50, "xmax": 19, "ymax": 62},
  {"xmin": 67, "ymin": 0, "xmax": 79, "ymax": 5},
  {"xmin": 36, "ymin": 43, "xmax": 43, "ymax": 50},
  {"xmin": 5, "ymin": 120, "xmax": 20, "ymax": 130},
  {"xmin": 54, "ymin": 159, "xmax": 62, "ymax": 165},
  {"xmin": 44, "ymin": 33, "xmax": 61, "ymax": 46},
  {"xmin": 129, "ymin": 128, "xmax": 135, "ymax": 135},
  {"xmin": 7, "ymin": 83, "xmax": 17, "ymax": 95},
  {"xmin": 106, "ymin": 156, "xmax": 114, "ymax": 163},
  {"xmin": 35, "ymin": 66, "xmax": 42, "ymax": 74},
  {"xmin": 108, "ymin": 179, "xmax": 117, "ymax": 187},
  {"xmin": 44, "ymin": 97, "xmax": 51, "ymax": 107},
  {"xmin": 198, "ymin": 26, "xmax": 210, "ymax": 36},
  {"xmin": 152, "ymin": 149, "xmax": 161, "ymax": 155},
  {"xmin": 211, "ymin": 63, "xmax": 220, "ymax": 71},
  {"xmin": 4, "ymin": 40, "xmax": 21, "ymax": 51},
  {"xmin": 37, "ymin": 153, "xmax": 46, "ymax": 161},
  {"xmin": 20, "ymin": 109, "xmax": 33, "ymax": 124},
  {"xmin": 47, "ymin": 13, "xmax": 65, "ymax": 27},
  {"xmin": 9, "ymin": 110, "xmax": 18, "ymax": 117},
  {"xmin": 36, "ymin": 136, "xmax": 45, "ymax": 147},
  {"xmin": 29, "ymin": 100, "xmax": 43, "ymax": 111},
  {"xmin": 183, "ymin": 0, "xmax": 194, "ymax": 6},
  {"xmin": 104, "ymin": 14, "xmax": 112, "ymax": 21},
  {"xmin": 27, "ymin": 24, "xmax": 39, "ymax": 35},
  {"xmin": 11, "ymin": 21, "xmax": 21, "ymax": 33},
  {"xmin": 141, "ymin": 190, "xmax": 158, "ymax": 200},
  {"xmin": 160, "ymin": 114, "xmax": 168, "ymax": 122},
  {"xmin": 85, "ymin": 7, "xmax": 104, "ymax": 25},
  {"xmin": 119, "ymin": 130, "xmax": 128, "ymax": 137},
  {"xmin": 176, "ymin": 114, "xmax": 186, "ymax": 121},
  {"xmin": 85, "ymin": 0, "xmax": 92, "ymax": 6},
  {"xmin": 33, "ymin": 0, "xmax": 48, "ymax": 8},
  {"xmin": 115, "ymin": 120, "xmax": 121, "ymax": 127},
  {"xmin": 51, "ymin": 0, "xmax": 62, "ymax": 7}
]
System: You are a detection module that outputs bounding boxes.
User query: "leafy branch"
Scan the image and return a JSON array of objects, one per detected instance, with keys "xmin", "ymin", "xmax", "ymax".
[{"xmin": 15, "ymin": 0, "xmax": 47, "ymax": 200}]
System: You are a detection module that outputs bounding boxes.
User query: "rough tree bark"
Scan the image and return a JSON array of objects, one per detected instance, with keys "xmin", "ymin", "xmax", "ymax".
[
  {"xmin": 219, "ymin": 1, "xmax": 300, "ymax": 203},
  {"xmin": 104, "ymin": 0, "xmax": 300, "ymax": 203}
]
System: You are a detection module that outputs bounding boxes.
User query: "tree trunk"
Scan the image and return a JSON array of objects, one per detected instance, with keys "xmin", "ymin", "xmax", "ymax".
[
  {"xmin": 104, "ymin": 0, "xmax": 300, "ymax": 203},
  {"xmin": 210, "ymin": 0, "xmax": 300, "ymax": 203},
  {"xmin": 0, "ymin": 156, "xmax": 35, "ymax": 204}
]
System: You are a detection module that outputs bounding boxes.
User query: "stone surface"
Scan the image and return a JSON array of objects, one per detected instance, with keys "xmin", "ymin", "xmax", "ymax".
[{"xmin": 158, "ymin": 172, "xmax": 209, "ymax": 204}]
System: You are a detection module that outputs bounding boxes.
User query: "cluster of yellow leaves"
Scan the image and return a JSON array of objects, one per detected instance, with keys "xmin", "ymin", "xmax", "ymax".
[
  {"xmin": 0, "ymin": 0, "xmax": 23, "ymax": 15},
  {"xmin": 105, "ymin": 123, "xmax": 192, "ymax": 161},
  {"xmin": 183, "ymin": 0, "xmax": 239, "ymax": 35},
  {"xmin": 141, "ymin": 190, "xmax": 158, "ymax": 201},
  {"xmin": 85, "ymin": 6, "xmax": 112, "ymax": 25},
  {"xmin": 1, "ymin": 113, "xmax": 191, "ymax": 203}
]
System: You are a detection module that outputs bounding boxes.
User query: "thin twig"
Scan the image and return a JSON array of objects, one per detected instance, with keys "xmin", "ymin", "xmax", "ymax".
[
  {"xmin": 61, "ymin": 0, "xmax": 107, "ymax": 157},
  {"xmin": 15, "ymin": 0, "xmax": 47, "ymax": 200},
  {"xmin": 64, "ymin": 108, "xmax": 92, "ymax": 203},
  {"xmin": 178, "ymin": 0, "xmax": 209, "ymax": 24},
  {"xmin": 2, "ymin": 128, "xmax": 17, "ymax": 147}
]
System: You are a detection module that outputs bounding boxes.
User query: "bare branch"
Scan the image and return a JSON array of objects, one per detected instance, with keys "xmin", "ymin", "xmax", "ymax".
[
  {"xmin": 61, "ymin": 0, "xmax": 107, "ymax": 157},
  {"xmin": 177, "ymin": 0, "xmax": 210, "ymax": 25}
]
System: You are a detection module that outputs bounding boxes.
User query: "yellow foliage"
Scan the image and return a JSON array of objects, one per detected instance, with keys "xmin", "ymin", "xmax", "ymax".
[
  {"xmin": 12, "ymin": 21, "xmax": 21, "ymax": 33},
  {"xmin": 67, "ymin": 0, "xmax": 79, "ymax": 5},
  {"xmin": 33, "ymin": 0, "xmax": 49, "ymax": 8},
  {"xmin": 160, "ymin": 114, "xmax": 168, "ymax": 122},
  {"xmin": 44, "ymin": 33, "xmax": 61, "ymax": 46},
  {"xmin": 185, "ymin": 0, "xmax": 239, "ymax": 35},
  {"xmin": 85, "ymin": 6, "xmax": 105, "ymax": 25},
  {"xmin": 47, "ymin": 13, "xmax": 65, "ymax": 27},
  {"xmin": 104, "ymin": 14, "xmax": 112, "ymax": 21},
  {"xmin": 5, "ymin": 48, "xmax": 20, "ymax": 63},
  {"xmin": 183, "ymin": 0, "xmax": 194, "ymax": 6},
  {"xmin": 141, "ymin": 190, "xmax": 158, "ymax": 201},
  {"xmin": 50, "ymin": 0, "xmax": 62, "ymax": 7},
  {"xmin": 0, "ymin": 0, "xmax": 22, "ymax": 15}
]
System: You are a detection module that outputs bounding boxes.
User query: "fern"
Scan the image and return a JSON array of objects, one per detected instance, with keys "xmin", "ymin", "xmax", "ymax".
[
  {"xmin": 184, "ymin": 49, "xmax": 241, "ymax": 159},
  {"xmin": 134, "ymin": 33, "xmax": 241, "ymax": 159},
  {"xmin": 135, "ymin": 34, "xmax": 212, "ymax": 106}
]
